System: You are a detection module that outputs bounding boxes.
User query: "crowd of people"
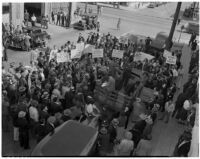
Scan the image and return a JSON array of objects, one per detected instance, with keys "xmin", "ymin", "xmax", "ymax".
[{"xmin": 2, "ymin": 27, "xmax": 198, "ymax": 156}]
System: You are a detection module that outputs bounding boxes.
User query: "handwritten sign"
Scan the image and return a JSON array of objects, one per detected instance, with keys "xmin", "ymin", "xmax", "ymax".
[
  {"xmin": 166, "ymin": 55, "xmax": 177, "ymax": 65},
  {"xmin": 71, "ymin": 49, "xmax": 82, "ymax": 59},
  {"xmin": 57, "ymin": 52, "xmax": 70, "ymax": 63},
  {"xmin": 92, "ymin": 49, "xmax": 103, "ymax": 58},
  {"xmin": 163, "ymin": 50, "xmax": 172, "ymax": 58},
  {"xmin": 112, "ymin": 49, "xmax": 124, "ymax": 59},
  {"xmin": 49, "ymin": 49, "xmax": 58, "ymax": 61},
  {"xmin": 83, "ymin": 44, "xmax": 95, "ymax": 54},
  {"xmin": 134, "ymin": 52, "xmax": 154, "ymax": 62},
  {"xmin": 76, "ymin": 42, "xmax": 85, "ymax": 54}
]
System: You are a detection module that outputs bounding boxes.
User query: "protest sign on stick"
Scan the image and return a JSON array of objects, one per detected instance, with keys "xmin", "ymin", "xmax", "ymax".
[
  {"xmin": 134, "ymin": 52, "xmax": 154, "ymax": 62},
  {"xmin": 49, "ymin": 49, "xmax": 58, "ymax": 61},
  {"xmin": 83, "ymin": 44, "xmax": 95, "ymax": 54},
  {"xmin": 71, "ymin": 49, "xmax": 82, "ymax": 59},
  {"xmin": 76, "ymin": 42, "xmax": 85, "ymax": 54},
  {"xmin": 166, "ymin": 55, "xmax": 177, "ymax": 65},
  {"xmin": 112, "ymin": 49, "xmax": 124, "ymax": 59},
  {"xmin": 57, "ymin": 52, "xmax": 70, "ymax": 63},
  {"xmin": 92, "ymin": 49, "xmax": 104, "ymax": 58},
  {"xmin": 163, "ymin": 50, "xmax": 172, "ymax": 58}
]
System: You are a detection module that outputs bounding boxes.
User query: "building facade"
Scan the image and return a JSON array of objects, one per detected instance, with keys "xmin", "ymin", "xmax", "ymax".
[{"xmin": 2, "ymin": 2, "xmax": 77, "ymax": 26}]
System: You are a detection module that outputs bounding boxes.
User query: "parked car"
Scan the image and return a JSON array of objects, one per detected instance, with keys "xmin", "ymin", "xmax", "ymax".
[
  {"xmin": 183, "ymin": 22, "xmax": 199, "ymax": 35},
  {"xmin": 31, "ymin": 120, "xmax": 99, "ymax": 156},
  {"xmin": 73, "ymin": 13, "xmax": 98, "ymax": 30}
]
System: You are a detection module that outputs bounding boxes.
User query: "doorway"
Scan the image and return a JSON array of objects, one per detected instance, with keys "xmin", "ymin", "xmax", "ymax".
[{"xmin": 24, "ymin": 3, "xmax": 42, "ymax": 18}]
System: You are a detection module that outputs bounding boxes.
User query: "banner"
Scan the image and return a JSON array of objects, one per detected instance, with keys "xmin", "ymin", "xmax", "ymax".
[
  {"xmin": 71, "ymin": 49, "xmax": 82, "ymax": 59},
  {"xmin": 57, "ymin": 52, "xmax": 70, "ymax": 63},
  {"xmin": 134, "ymin": 52, "xmax": 154, "ymax": 62},
  {"xmin": 83, "ymin": 44, "xmax": 95, "ymax": 54},
  {"xmin": 76, "ymin": 42, "xmax": 85, "ymax": 54},
  {"xmin": 49, "ymin": 49, "xmax": 58, "ymax": 61},
  {"xmin": 92, "ymin": 49, "xmax": 104, "ymax": 58},
  {"xmin": 163, "ymin": 50, "xmax": 172, "ymax": 58},
  {"xmin": 166, "ymin": 55, "xmax": 177, "ymax": 65},
  {"xmin": 112, "ymin": 49, "xmax": 124, "ymax": 59}
]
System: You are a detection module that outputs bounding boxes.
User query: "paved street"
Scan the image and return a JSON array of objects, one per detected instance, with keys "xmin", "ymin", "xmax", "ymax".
[{"xmin": 2, "ymin": 2, "xmax": 196, "ymax": 156}]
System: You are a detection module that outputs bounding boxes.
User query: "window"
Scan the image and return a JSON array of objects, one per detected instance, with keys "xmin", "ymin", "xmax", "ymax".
[{"xmin": 3, "ymin": 3, "xmax": 10, "ymax": 14}]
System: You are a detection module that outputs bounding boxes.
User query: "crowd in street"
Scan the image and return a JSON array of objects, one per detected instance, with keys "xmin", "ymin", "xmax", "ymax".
[{"xmin": 2, "ymin": 27, "xmax": 198, "ymax": 156}]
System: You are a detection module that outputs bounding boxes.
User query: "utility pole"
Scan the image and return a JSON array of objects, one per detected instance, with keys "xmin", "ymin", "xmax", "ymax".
[
  {"xmin": 85, "ymin": 2, "xmax": 87, "ymax": 13},
  {"xmin": 165, "ymin": 2, "xmax": 182, "ymax": 50}
]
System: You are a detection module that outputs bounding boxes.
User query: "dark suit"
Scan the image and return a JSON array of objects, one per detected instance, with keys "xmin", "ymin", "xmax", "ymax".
[
  {"xmin": 177, "ymin": 141, "xmax": 191, "ymax": 157},
  {"xmin": 17, "ymin": 117, "xmax": 30, "ymax": 149}
]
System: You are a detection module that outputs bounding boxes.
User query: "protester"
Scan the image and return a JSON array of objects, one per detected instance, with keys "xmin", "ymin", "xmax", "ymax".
[
  {"xmin": 159, "ymin": 99, "xmax": 175, "ymax": 123},
  {"xmin": 31, "ymin": 14, "xmax": 37, "ymax": 27},
  {"xmin": 117, "ymin": 18, "xmax": 121, "ymax": 30}
]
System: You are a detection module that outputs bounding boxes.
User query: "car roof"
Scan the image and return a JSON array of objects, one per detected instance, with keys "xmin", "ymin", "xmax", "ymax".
[{"xmin": 31, "ymin": 120, "xmax": 98, "ymax": 156}]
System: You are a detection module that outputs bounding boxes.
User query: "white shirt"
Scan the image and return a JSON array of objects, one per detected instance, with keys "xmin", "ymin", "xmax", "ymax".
[
  {"xmin": 165, "ymin": 102, "xmax": 175, "ymax": 112},
  {"xmin": 31, "ymin": 16, "xmax": 36, "ymax": 22},
  {"xmin": 29, "ymin": 106, "xmax": 39, "ymax": 122},
  {"xmin": 172, "ymin": 68, "xmax": 178, "ymax": 77}
]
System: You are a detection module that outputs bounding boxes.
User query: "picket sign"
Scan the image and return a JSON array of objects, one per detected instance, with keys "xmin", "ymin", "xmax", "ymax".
[
  {"xmin": 83, "ymin": 44, "xmax": 95, "ymax": 54},
  {"xmin": 92, "ymin": 49, "xmax": 104, "ymax": 58},
  {"xmin": 76, "ymin": 42, "xmax": 85, "ymax": 54},
  {"xmin": 134, "ymin": 52, "xmax": 154, "ymax": 62},
  {"xmin": 57, "ymin": 51, "xmax": 70, "ymax": 63},
  {"xmin": 112, "ymin": 49, "xmax": 124, "ymax": 59},
  {"xmin": 49, "ymin": 49, "xmax": 58, "ymax": 61},
  {"xmin": 163, "ymin": 50, "xmax": 172, "ymax": 58},
  {"xmin": 166, "ymin": 55, "xmax": 177, "ymax": 65},
  {"xmin": 71, "ymin": 49, "xmax": 82, "ymax": 59}
]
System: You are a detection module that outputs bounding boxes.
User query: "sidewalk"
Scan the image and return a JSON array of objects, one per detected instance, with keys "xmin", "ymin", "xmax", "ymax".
[{"xmin": 96, "ymin": 2, "xmax": 149, "ymax": 11}]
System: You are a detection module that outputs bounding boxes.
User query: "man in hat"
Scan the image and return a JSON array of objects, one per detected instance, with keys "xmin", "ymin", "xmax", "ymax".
[
  {"xmin": 108, "ymin": 118, "xmax": 119, "ymax": 145},
  {"xmin": 17, "ymin": 111, "xmax": 30, "ymax": 149},
  {"xmin": 62, "ymin": 109, "xmax": 72, "ymax": 122},
  {"xmin": 35, "ymin": 118, "xmax": 46, "ymax": 143},
  {"xmin": 8, "ymin": 62, "xmax": 16, "ymax": 75},
  {"xmin": 45, "ymin": 116, "xmax": 56, "ymax": 136}
]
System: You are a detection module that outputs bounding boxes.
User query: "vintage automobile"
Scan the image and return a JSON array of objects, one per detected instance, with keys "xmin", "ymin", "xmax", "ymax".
[
  {"xmin": 182, "ymin": 22, "xmax": 199, "ymax": 35},
  {"xmin": 23, "ymin": 26, "xmax": 51, "ymax": 40},
  {"xmin": 73, "ymin": 13, "xmax": 98, "ymax": 30},
  {"xmin": 7, "ymin": 33, "xmax": 27, "ymax": 50},
  {"xmin": 7, "ymin": 26, "xmax": 51, "ymax": 51},
  {"xmin": 31, "ymin": 120, "xmax": 99, "ymax": 156},
  {"xmin": 150, "ymin": 32, "xmax": 168, "ymax": 51}
]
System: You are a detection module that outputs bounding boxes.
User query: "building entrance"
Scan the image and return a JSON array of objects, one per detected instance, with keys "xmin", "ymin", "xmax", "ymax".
[{"xmin": 24, "ymin": 3, "xmax": 42, "ymax": 18}]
